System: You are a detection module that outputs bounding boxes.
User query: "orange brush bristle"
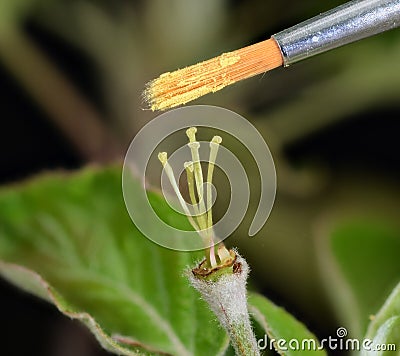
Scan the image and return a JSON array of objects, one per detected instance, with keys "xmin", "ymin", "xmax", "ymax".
[{"xmin": 144, "ymin": 38, "xmax": 283, "ymax": 111}]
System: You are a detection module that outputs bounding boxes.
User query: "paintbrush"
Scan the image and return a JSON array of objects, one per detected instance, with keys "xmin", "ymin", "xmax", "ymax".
[{"xmin": 144, "ymin": 0, "xmax": 400, "ymax": 111}]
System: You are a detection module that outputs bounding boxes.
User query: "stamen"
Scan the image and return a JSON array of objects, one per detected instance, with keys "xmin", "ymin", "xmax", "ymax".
[
  {"xmin": 217, "ymin": 243, "xmax": 231, "ymax": 263},
  {"xmin": 211, "ymin": 135, "xmax": 223, "ymax": 145},
  {"xmin": 185, "ymin": 161, "xmax": 210, "ymax": 257},
  {"xmin": 209, "ymin": 245, "xmax": 217, "ymax": 268},
  {"xmin": 184, "ymin": 161, "xmax": 201, "ymax": 221},
  {"xmin": 186, "ymin": 127, "xmax": 197, "ymax": 143},
  {"xmin": 158, "ymin": 130, "xmax": 230, "ymax": 270},
  {"xmin": 158, "ymin": 152, "xmax": 168, "ymax": 167},
  {"xmin": 187, "ymin": 142, "xmax": 204, "ymax": 208},
  {"xmin": 158, "ymin": 152, "xmax": 199, "ymax": 230},
  {"xmin": 186, "ymin": 127, "xmax": 204, "ymax": 201},
  {"xmin": 186, "ymin": 128, "xmax": 216, "ymax": 268},
  {"xmin": 183, "ymin": 161, "xmax": 194, "ymax": 172},
  {"xmin": 205, "ymin": 136, "xmax": 222, "ymax": 269},
  {"xmin": 206, "ymin": 136, "xmax": 222, "ymax": 229}
]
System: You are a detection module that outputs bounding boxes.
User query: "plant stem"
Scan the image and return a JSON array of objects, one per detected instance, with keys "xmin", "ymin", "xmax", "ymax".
[{"xmin": 229, "ymin": 320, "xmax": 260, "ymax": 356}]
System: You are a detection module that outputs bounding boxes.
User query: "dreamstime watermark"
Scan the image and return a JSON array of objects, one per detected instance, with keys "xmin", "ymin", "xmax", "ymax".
[
  {"xmin": 257, "ymin": 327, "xmax": 397, "ymax": 352},
  {"xmin": 122, "ymin": 105, "xmax": 276, "ymax": 251}
]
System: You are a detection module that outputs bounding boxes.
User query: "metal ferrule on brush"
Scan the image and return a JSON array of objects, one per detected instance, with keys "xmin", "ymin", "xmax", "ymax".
[{"xmin": 272, "ymin": 0, "xmax": 400, "ymax": 66}]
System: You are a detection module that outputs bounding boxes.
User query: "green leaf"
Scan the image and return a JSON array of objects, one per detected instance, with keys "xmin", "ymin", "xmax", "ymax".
[
  {"xmin": 361, "ymin": 316, "xmax": 400, "ymax": 356},
  {"xmin": 0, "ymin": 166, "xmax": 229, "ymax": 356},
  {"xmin": 248, "ymin": 292, "xmax": 327, "ymax": 355},
  {"xmin": 316, "ymin": 220, "xmax": 400, "ymax": 338},
  {"xmin": 361, "ymin": 282, "xmax": 400, "ymax": 356}
]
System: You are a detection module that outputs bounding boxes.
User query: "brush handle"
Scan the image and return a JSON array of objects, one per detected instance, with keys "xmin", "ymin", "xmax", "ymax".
[{"xmin": 272, "ymin": 0, "xmax": 400, "ymax": 66}]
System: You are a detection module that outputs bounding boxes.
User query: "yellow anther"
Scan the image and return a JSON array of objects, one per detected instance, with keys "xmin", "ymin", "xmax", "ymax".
[
  {"xmin": 211, "ymin": 135, "xmax": 222, "ymax": 145},
  {"xmin": 186, "ymin": 127, "xmax": 197, "ymax": 143},
  {"xmin": 157, "ymin": 152, "xmax": 168, "ymax": 167}
]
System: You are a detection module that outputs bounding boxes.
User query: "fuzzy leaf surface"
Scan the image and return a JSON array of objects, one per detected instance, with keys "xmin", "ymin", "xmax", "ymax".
[
  {"xmin": 248, "ymin": 292, "xmax": 326, "ymax": 355},
  {"xmin": 361, "ymin": 282, "xmax": 400, "ymax": 356},
  {"xmin": 0, "ymin": 167, "xmax": 230, "ymax": 356}
]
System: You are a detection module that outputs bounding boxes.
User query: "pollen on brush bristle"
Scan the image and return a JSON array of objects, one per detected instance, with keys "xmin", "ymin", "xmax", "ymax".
[{"xmin": 144, "ymin": 38, "xmax": 283, "ymax": 111}]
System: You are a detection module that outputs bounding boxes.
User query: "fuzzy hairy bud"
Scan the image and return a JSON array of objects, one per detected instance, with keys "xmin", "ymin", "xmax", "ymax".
[{"xmin": 188, "ymin": 252, "xmax": 259, "ymax": 356}]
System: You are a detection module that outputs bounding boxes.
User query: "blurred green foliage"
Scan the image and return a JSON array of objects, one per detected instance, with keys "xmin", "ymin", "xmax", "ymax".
[
  {"xmin": 0, "ymin": 0, "xmax": 399, "ymax": 353},
  {"xmin": 0, "ymin": 166, "xmax": 325, "ymax": 356}
]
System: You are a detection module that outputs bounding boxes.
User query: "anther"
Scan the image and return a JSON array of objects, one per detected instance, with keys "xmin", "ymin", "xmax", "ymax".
[{"xmin": 186, "ymin": 127, "xmax": 197, "ymax": 143}]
